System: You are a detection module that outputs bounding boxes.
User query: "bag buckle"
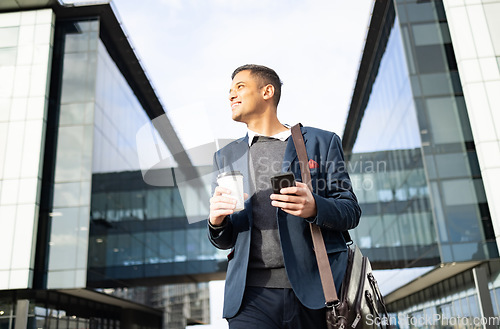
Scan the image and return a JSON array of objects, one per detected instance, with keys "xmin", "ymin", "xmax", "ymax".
[{"xmin": 326, "ymin": 299, "xmax": 340, "ymax": 309}]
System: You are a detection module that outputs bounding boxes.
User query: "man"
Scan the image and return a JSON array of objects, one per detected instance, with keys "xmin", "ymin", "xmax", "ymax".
[{"xmin": 208, "ymin": 64, "xmax": 361, "ymax": 329}]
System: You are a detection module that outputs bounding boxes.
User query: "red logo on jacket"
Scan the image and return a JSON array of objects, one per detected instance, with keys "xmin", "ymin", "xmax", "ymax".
[{"xmin": 308, "ymin": 159, "xmax": 319, "ymax": 169}]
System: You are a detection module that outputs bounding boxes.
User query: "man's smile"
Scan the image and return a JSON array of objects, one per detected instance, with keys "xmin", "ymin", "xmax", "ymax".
[{"xmin": 231, "ymin": 101, "xmax": 241, "ymax": 110}]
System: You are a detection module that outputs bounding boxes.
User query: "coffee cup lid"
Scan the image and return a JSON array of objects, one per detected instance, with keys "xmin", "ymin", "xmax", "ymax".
[{"xmin": 217, "ymin": 171, "xmax": 243, "ymax": 179}]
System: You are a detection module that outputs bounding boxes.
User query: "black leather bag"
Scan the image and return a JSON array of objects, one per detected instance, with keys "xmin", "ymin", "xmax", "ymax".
[
  {"xmin": 327, "ymin": 245, "xmax": 390, "ymax": 329},
  {"xmin": 290, "ymin": 124, "xmax": 389, "ymax": 329}
]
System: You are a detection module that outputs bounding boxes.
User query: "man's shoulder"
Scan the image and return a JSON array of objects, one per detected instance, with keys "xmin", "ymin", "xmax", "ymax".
[
  {"xmin": 304, "ymin": 126, "xmax": 339, "ymax": 140},
  {"xmin": 215, "ymin": 136, "xmax": 247, "ymax": 156}
]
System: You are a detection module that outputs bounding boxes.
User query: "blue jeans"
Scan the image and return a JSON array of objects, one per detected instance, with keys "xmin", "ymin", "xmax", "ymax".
[{"xmin": 227, "ymin": 286, "xmax": 327, "ymax": 329}]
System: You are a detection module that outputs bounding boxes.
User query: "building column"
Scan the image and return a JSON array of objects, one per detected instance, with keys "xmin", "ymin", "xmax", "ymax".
[
  {"xmin": 473, "ymin": 266, "xmax": 495, "ymax": 329},
  {"xmin": 14, "ymin": 300, "xmax": 29, "ymax": 329}
]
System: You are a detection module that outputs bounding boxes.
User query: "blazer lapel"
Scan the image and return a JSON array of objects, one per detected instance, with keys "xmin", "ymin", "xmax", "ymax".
[
  {"xmin": 229, "ymin": 134, "xmax": 251, "ymax": 195},
  {"xmin": 229, "ymin": 134, "xmax": 253, "ymax": 227}
]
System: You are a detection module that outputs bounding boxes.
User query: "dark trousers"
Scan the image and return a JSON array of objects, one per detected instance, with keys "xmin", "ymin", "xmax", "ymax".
[{"xmin": 227, "ymin": 286, "xmax": 327, "ymax": 329}]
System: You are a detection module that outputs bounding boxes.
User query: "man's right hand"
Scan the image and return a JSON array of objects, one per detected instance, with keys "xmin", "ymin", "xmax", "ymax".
[{"xmin": 209, "ymin": 186, "xmax": 237, "ymax": 226}]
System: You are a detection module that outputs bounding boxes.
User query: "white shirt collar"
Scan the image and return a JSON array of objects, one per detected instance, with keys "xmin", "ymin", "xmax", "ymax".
[{"xmin": 247, "ymin": 124, "xmax": 292, "ymax": 146}]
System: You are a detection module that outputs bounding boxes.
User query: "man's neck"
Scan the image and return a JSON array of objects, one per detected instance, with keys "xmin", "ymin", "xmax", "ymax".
[{"xmin": 246, "ymin": 116, "xmax": 288, "ymax": 137}]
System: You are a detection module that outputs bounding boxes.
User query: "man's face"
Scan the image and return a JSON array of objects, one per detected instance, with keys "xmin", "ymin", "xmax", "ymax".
[{"xmin": 229, "ymin": 70, "xmax": 265, "ymax": 123}]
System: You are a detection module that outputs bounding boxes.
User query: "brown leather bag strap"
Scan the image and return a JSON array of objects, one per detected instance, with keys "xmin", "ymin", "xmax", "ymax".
[{"xmin": 290, "ymin": 124, "xmax": 339, "ymax": 304}]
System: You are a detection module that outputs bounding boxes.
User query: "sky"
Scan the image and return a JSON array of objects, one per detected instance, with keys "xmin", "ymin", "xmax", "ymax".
[
  {"xmin": 66, "ymin": 0, "xmax": 377, "ymax": 327},
  {"xmin": 109, "ymin": 0, "xmax": 375, "ymax": 146}
]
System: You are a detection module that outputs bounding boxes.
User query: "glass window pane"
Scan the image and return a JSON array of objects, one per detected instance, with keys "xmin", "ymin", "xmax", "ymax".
[
  {"xmin": 0, "ymin": 122, "xmax": 8, "ymax": 173},
  {"xmin": 0, "ymin": 300, "xmax": 12, "ymax": 317},
  {"xmin": 0, "ymin": 27, "xmax": 19, "ymax": 48},
  {"xmin": 0, "ymin": 67, "xmax": 15, "ymax": 97},
  {"xmin": 29, "ymin": 64, "xmax": 49, "ymax": 97},
  {"xmin": 442, "ymin": 179, "xmax": 477, "ymax": 206},
  {"xmin": 13, "ymin": 66, "xmax": 30, "ymax": 97},
  {"xmin": 18, "ymin": 25, "xmax": 34, "ymax": 46},
  {"xmin": 452, "ymin": 243, "xmax": 484, "ymax": 262},
  {"xmin": 445, "ymin": 205, "xmax": 481, "ymax": 243},
  {"xmin": 420, "ymin": 73, "xmax": 454, "ymax": 96},
  {"xmin": 64, "ymin": 30, "xmax": 89, "ymax": 53},
  {"xmin": 435, "ymin": 153, "xmax": 470, "ymax": 179},
  {"xmin": 60, "ymin": 52, "xmax": 92, "ymax": 103},
  {"xmin": 405, "ymin": 3, "xmax": 438, "ymax": 23},
  {"xmin": 54, "ymin": 126, "xmax": 83, "ymax": 182},
  {"xmin": 0, "ymin": 48, "xmax": 17, "ymax": 66},
  {"xmin": 3, "ymin": 118, "xmax": 24, "ymax": 177},
  {"xmin": 20, "ymin": 11, "xmax": 36, "ymax": 25},
  {"xmin": 426, "ymin": 97, "xmax": 463, "ymax": 144},
  {"xmin": 495, "ymin": 289, "xmax": 500, "ymax": 316},
  {"xmin": 0, "ymin": 318, "xmax": 10, "ymax": 329},
  {"xmin": 33, "ymin": 24, "xmax": 51, "ymax": 45},
  {"xmin": 415, "ymin": 45, "xmax": 446, "ymax": 73},
  {"xmin": 16, "ymin": 45, "xmax": 34, "ymax": 66},
  {"xmin": 0, "ymin": 99, "xmax": 10, "ymax": 122},
  {"xmin": 413, "ymin": 23, "xmax": 443, "ymax": 46},
  {"xmin": 48, "ymin": 207, "xmax": 79, "ymax": 270},
  {"xmin": 484, "ymin": 3, "xmax": 500, "ymax": 54},
  {"xmin": 21, "ymin": 120, "xmax": 43, "ymax": 178},
  {"xmin": 53, "ymin": 182, "xmax": 81, "ymax": 207},
  {"xmin": 0, "ymin": 12, "xmax": 20, "ymax": 27}
]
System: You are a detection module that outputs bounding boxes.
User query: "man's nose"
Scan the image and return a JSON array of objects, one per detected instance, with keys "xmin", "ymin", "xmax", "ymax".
[{"xmin": 229, "ymin": 90, "xmax": 237, "ymax": 101}]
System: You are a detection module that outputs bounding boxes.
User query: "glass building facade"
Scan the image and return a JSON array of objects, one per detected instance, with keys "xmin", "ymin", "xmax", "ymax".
[
  {"xmin": 0, "ymin": 1, "xmax": 222, "ymax": 328},
  {"xmin": 45, "ymin": 18, "xmax": 226, "ymax": 290},
  {"xmin": 344, "ymin": 0, "xmax": 500, "ymax": 327},
  {"xmin": 0, "ymin": 290, "xmax": 126, "ymax": 329},
  {"xmin": 45, "ymin": 18, "xmax": 100, "ymax": 290},
  {"xmin": 348, "ymin": 11, "xmax": 438, "ymax": 268},
  {"xmin": 345, "ymin": 0, "xmax": 497, "ymax": 269},
  {"xmin": 387, "ymin": 262, "xmax": 500, "ymax": 329},
  {"xmin": 87, "ymin": 167, "xmax": 225, "ymax": 288}
]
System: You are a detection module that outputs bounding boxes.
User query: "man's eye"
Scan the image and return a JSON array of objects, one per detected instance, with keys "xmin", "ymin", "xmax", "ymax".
[{"xmin": 237, "ymin": 85, "xmax": 243, "ymax": 89}]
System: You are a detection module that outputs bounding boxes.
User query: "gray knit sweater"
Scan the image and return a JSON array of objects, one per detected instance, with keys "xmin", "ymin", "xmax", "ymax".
[{"xmin": 246, "ymin": 136, "xmax": 291, "ymax": 288}]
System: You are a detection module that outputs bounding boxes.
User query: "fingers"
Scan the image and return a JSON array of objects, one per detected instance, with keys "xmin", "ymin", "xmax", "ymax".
[
  {"xmin": 210, "ymin": 187, "xmax": 237, "ymax": 225},
  {"xmin": 270, "ymin": 183, "xmax": 307, "ymax": 207},
  {"xmin": 210, "ymin": 193, "xmax": 236, "ymax": 205},
  {"xmin": 270, "ymin": 193, "xmax": 307, "ymax": 210},
  {"xmin": 270, "ymin": 199, "xmax": 311, "ymax": 218},
  {"xmin": 270, "ymin": 193, "xmax": 301, "ymax": 204},
  {"xmin": 213, "ymin": 186, "xmax": 231, "ymax": 196},
  {"xmin": 295, "ymin": 181, "xmax": 308, "ymax": 189},
  {"xmin": 270, "ymin": 197, "xmax": 317, "ymax": 218},
  {"xmin": 270, "ymin": 199, "xmax": 303, "ymax": 210},
  {"xmin": 209, "ymin": 208, "xmax": 233, "ymax": 224},
  {"xmin": 209, "ymin": 206, "xmax": 233, "ymax": 225},
  {"xmin": 275, "ymin": 183, "xmax": 308, "ymax": 197},
  {"xmin": 210, "ymin": 186, "xmax": 237, "ymax": 209},
  {"xmin": 270, "ymin": 181, "xmax": 317, "ymax": 218},
  {"xmin": 210, "ymin": 195, "xmax": 237, "ymax": 212}
]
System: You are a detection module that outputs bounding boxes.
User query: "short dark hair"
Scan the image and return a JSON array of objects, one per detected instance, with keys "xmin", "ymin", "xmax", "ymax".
[{"xmin": 231, "ymin": 64, "xmax": 282, "ymax": 106}]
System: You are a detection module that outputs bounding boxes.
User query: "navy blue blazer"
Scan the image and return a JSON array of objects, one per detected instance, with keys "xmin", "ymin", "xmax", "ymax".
[{"xmin": 208, "ymin": 126, "xmax": 361, "ymax": 318}]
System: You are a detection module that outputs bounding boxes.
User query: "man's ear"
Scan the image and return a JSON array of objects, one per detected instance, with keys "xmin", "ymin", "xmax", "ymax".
[{"xmin": 262, "ymin": 84, "xmax": 275, "ymax": 101}]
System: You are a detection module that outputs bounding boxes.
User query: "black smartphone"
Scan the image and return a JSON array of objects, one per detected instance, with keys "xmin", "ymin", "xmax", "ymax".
[{"xmin": 270, "ymin": 172, "xmax": 296, "ymax": 194}]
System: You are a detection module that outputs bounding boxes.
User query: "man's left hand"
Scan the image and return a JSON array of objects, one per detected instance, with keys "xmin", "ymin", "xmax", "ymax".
[{"xmin": 270, "ymin": 181, "xmax": 317, "ymax": 218}]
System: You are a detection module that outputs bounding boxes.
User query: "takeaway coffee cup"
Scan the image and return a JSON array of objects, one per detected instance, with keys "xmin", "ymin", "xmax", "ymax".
[{"xmin": 217, "ymin": 171, "xmax": 244, "ymax": 212}]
